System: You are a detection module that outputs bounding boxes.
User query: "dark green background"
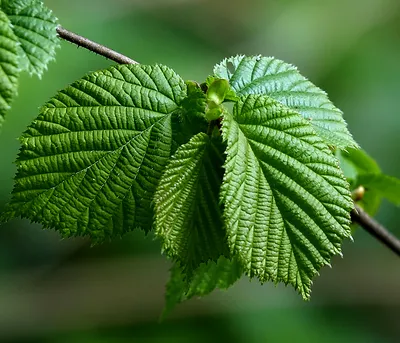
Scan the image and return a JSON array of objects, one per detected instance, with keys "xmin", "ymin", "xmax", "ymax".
[{"xmin": 0, "ymin": 0, "xmax": 399, "ymax": 341}]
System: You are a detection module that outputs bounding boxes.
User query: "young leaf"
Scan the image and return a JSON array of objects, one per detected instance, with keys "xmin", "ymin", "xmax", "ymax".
[
  {"xmin": 155, "ymin": 132, "xmax": 229, "ymax": 273},
  {"xmin": 221, "ymin": 94, "xmax": 353, "ymax": 299},
  {"xmin": 207, "ymin": 78, "xmax": 230, "ymax": 105},
  {"xmin": 0, "ymin": 9, "xmax": 19, "ymax": 127},
  {"xmin": 163, "ymin": 256, "xmax": 242, "ymax": 317},
  {"xmin": 2, "ymin": 64, "xmax": 187, "ymax": 241},
  {"xmin": 172, "ymin": 82, "xmax": 208, "ymax": 151},
  {"xmin": 214, "ymin": 55, "xmax": 358, "ymax": 149},
  {"xmin": 205, "ymin": 75, "xmax": 238, "ymax": 102},
  {"xmin": 357, "ymin": 173, "xmax": 400, "ymax": 206},
  {"xmin": 339, "ymin": 148, "xmax": 381, "ymax": 175},
  {"xmin": 1, "ymin": 0, "xmax": 59, "ymax": 77},
  {"xmin": 338, "ymin": 148, "xmax": 382, "ymax": 215}
]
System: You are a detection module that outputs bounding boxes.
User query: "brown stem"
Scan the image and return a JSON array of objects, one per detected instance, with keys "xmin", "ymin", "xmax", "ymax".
[
  {"xmin": 56, "ymin": 26, "xmax": 138, "ymax": 65},
  {"xmin": 351, "ymin": 204, "xmax": 400, "ymax": 257}
]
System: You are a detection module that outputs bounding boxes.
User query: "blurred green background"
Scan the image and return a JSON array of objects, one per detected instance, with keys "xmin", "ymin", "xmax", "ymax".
[{"xmin": 1, "ymin": 0, "xmax": 400, "ymax": 342}]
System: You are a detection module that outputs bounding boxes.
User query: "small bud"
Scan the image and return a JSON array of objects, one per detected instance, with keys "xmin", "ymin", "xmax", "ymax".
[
  {"xmin": 205, "ymin": 105, "xmax": 222, "ymax": 121},
  {"xmin": 207, "ymin": 79, "xmax": 230, "ymax": 105},
  {"xmin": 352, "ymin": 185, "xmax": 365, "ymax": 202},
  {"xmin": 185, "ymin": 80, "xmax": 201, "ymax": 95}
]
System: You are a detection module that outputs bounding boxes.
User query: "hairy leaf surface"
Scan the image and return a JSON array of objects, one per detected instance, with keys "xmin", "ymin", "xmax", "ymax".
[
  {"xmin": 2, "ymin": 64, "xmax": 186, "ymax": 241},
  {"xmin": 1, "ymin": 0, "xmax": 59, "ymax": 77},
  {"xmin": 0, "ymin": 9, "xmax": 19, "ymax": 127},
  {"xmin": 221, "ymin": 94, "xmax": 353, "ymax": 298},
  {"xmin": 214, "ymin": 55, "xmax": 357, "ymax": 149},
  {"xmin": 164, "ymin": 256, "xmax": 242, "ymax": 316},
  {"xmin": 155, "ymin": 132, "xmax": 229, "ymax": 272}
]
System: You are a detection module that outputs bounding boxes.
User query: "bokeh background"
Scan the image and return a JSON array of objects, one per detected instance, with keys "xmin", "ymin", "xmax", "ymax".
[{"xmin": 0, "ymin": 0, "xmax": 400, "ymax": 342}]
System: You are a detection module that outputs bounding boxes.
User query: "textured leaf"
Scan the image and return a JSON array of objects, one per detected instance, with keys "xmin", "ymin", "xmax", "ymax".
[
  {"xmin": 0, "ymin": 9, "xmax": 19, "ymax": 127},
  {"xmin": 2, "ymin": 64, "xmax": 186, "ymax": 241},
  {"xmin": 358, "ymin": 173, "xmax": 400, "ymax": 206},
  {"xmin": 1, "ymin": 0, "xmax": 59, "ymax": 77},
  {"xmin": 155, "ymin": 132, "xmax": 229, "ymax": 273},
  {"xmin": 172, "ymin": 82, "xmax": 208, "ymax": 151},
  {"xmin": 221, "ymin": 94, "xmax": 353, "ymax": 298},
  {"xmin": 184, "ymin": 256, "xmax": 242, "ymax": 298},
  {"xmin": 163, "ymin": 256, "xmax": 242, "ymax": 317},
  {"xmin": 214, "ymin": 55, "xmax": 358, "ymax": 149}
]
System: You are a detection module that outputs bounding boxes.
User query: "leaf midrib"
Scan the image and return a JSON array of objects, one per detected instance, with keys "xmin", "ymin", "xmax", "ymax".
[
  {"xmin": 14, "ymin": 113, "xmax": 173, "ymax": 203},
  {"xmin": 232, "ymin": 119, "xmax": 346, "ymax": 263}
]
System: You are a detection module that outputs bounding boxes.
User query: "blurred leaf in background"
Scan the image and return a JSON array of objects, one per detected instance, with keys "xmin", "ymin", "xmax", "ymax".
[{"xmin": 0, "ymin": 0, "xmax": 399, "ymax": 342}]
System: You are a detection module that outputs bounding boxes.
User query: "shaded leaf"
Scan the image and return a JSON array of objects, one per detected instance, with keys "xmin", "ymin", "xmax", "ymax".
[
  {"xmin": 338, "ymin": 148, "xmax": 382, "ymax": 215},
  {"xmin": 339, "ymin": 148, "xmax": 380, "ymax": 175},
  {"xmin": 358, "ymin": 173, "xmax": 400, "ymax": 206},
  {"xmin": 172, "ymin": 81, "xmax": 208, "ymax": 151},
  {"xmin": 155, "ymin": 132, "xmax": 229, "ymax": 273},
  {"xmin": 163, "ymin": 256, "xmax": 242, "ymax": 317}
]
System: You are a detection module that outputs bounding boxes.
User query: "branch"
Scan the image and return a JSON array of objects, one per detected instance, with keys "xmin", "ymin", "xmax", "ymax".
[
  {"xmin": 56, "ymin": 26, "xmax": 138, "ymax": 65},
  {"xmin": 351, "ymin": 204, "xmax": 400, "ymax": 257}
]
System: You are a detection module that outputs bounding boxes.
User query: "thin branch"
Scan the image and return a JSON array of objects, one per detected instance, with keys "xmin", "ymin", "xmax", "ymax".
[
  {"xmin": 56, "ymin": 26, "xmax": 138, "ymax": 65},
  {"xmin": 351, "ymin": 204, "xmax": 400, "ymax": 257}
]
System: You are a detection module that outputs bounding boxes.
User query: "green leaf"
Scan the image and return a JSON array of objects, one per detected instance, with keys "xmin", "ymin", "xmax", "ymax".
[
  {"xmin": 0, "ymin": 9, "xmax": 19, "ymax": 127},
  {"xmin": 2, "ymin": 64, "xmax": 187, "ymax": 241},
  {"xmin": 163, "ymin": 263, "xmax": 187, "ymax": 318},
  {"xmin": 358, "ymin": 173, "xmax": 400, "ymax": 206},
  {"xmin": 1, "ymin": 0, "xmax": 59, "ymax": 77},
  {"xmin": 207, "ymin": 78, "xmax": 230, "ymax": 105},
  {"xmin": 155, "ymin": 132, "xmax": 229, "ymax": 273},
  {"xmin": 221, "ymin": 94, "xmax": 353, "ymax": 299},
  {"xmin": 184, "ymin": 256, "xmax": 242, "ymax": 298},
  {"xmin": 339, "ymin": 148, "xmax": 380, "ymax": 175},
  {"xmin": 163, "ymin": 256, "xmax": 242, "ymax": 317},
  {"xmin": 205, "ymin": 75, "xmax": 238, "ymax": 102},
  {"xmin": 336, "ymin": 152, "xmax": 358, "ymax": 182},
  {"xmin": 172, "ymin": 81, "xmax": 208, "ymax": 151},
  {"xmin": 338, "ymin": 148, "xmax": 382, "ymax": 215},
  {"xmin": 214, "ymin": 55, "xmax": 358, "ymax": 149}
]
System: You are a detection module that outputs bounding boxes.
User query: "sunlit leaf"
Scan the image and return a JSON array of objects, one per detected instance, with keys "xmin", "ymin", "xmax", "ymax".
[
  {"xmin": 214, "ymin": 55, "xmax": 358, "ymax": 149},
  {"xmin": 221, "ymin": 94, "xmax": 353, "ymax": 298},
  {"xmin": 2, "ymin": 64, "xmax": 187, "ymax": 241}
]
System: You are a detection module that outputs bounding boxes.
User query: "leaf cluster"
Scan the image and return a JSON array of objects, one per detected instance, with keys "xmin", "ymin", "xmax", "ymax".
[
  {"xmin": 0, "ymin": 0, "xmax": 399, "ymax": 320},
  {"xmin": 2, "ymin": 54, "xmax": 369, "ymax": 313},
  {"xmin": 0, "ymin": 0, "xmax": 59, "ymax": 128}
]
